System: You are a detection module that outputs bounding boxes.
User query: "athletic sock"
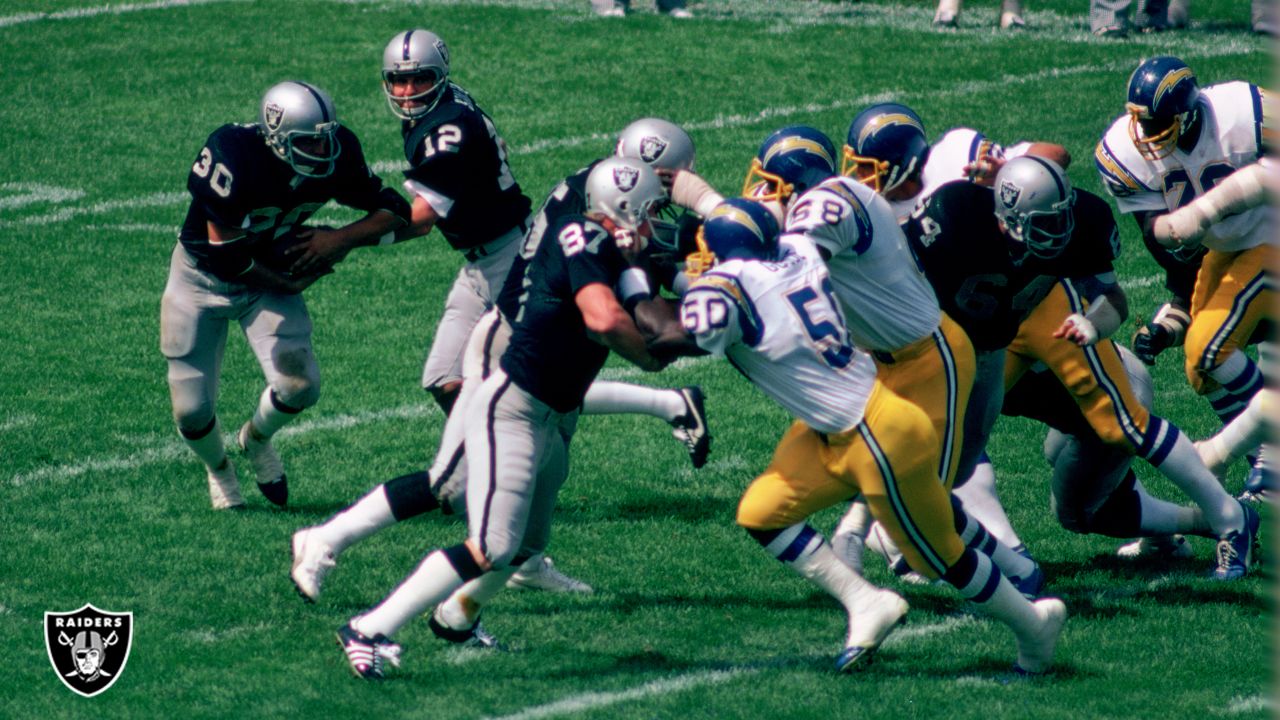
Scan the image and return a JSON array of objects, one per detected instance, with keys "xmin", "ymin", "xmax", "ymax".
[
  {"xmin": 1199, "ymin": 389, "xmax": 1272, "ymax": 474},
  {"xmin": 1135, "ymin": 478, "xmax": 1210, "ymax": 537},
  {"xmin": 952, "ymin": 496, "xmax": 1036, "ymax": 580},
  {"xmin": 582, "ymin": 381, "xmax": 686, "ymax": 422},
  {"xmin": 952, "ymin": 459, "xmax": 1026, "ymax": 550},
  {"xmin": 437, "ymin": 566, "xmax": 520, "ymax": 628},
  {"xmin": 249, "ymin": 386, "xmax": 302, "ymax": 440},
  {"xmin": 1144, "ymin": 419, "xmax": 1244, "ymax": 535},
  {"xmin": 353, "ymin": 546, "xmax": 483, "ymax": 639},
  {"xmin": 314, "ymin": 484, "xmax": 398, "ymax": 556},
  {"xmin": 180, "ymin": 416, "xmax": 227, "ymax": 471},
  {"xmin": 1206, "ymin": 351, "xmax": 1264, "ymax": 425}
]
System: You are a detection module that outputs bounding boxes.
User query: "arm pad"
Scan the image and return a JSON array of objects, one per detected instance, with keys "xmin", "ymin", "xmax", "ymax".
[
  {"xmin": 670, "ymin": 171, "xmax": 725, "ymax": 218},
  {"xmin": 1153, "ymin": 162, "xmax": 1270, "ymax": 247},
  {"xmin": 1083, "ymin": 295, "xmax": 1123, "ymax": 340}
]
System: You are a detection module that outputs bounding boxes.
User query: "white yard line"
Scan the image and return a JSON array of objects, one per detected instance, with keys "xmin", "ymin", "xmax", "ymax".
[
  {"xmin": 0, "ymin": 0, "xmax": 242, "ymax": 28},
  {"xmin": 484, "ymin": 616, "xmax": 970, "ymax": 720},
  {"xmin": 1219, "ymin": 695, "xmax": 1272, "ymax": 715},
  {"xmin": 7, "ymin": 403, "xmax": 437, "ymax": 487},
  {"xmin": 482, "ymin": 668, "xmax": 753, "ymax": 720}
]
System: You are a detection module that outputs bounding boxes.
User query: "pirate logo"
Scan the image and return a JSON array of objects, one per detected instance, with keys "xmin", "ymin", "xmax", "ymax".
[
  {"xmin": 263, "ymin": 102, "xmax": 285, "ymax": 133},
  {"xmin": 434, "ymin": 39, "xmax": 450, "ymax": 67},
  {"xmin": 613, "ymin": 165, "xmax": 640, "ymax": 192},
  {"xmin": 638, "ymin": 135, "xmax": 668, "ymax": 164},
  {"xmin": 45, "ymin": 604, "xmax": 133, "ymax": 697},
  {"xmin": 999, "ymin": 179, "xmax": 1022, "ymax": 209}
]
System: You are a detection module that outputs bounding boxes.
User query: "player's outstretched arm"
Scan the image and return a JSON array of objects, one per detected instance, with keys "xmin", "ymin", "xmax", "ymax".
[
  {"xmin": 1152, "ymin": 162, "xmax": 1271, "ymax": 248},
  {"xmin": 577, "ymin": 283, "xmax": 665, "ymax": 372},
  {"xmin": 287, "ymin": 208, "xmax": 408, "ymax": 276}
]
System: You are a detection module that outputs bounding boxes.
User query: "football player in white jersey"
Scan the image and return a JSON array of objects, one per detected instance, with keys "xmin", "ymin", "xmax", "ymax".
[
  {"xmin": 679, "ymin": 198, "xmax": 1066, "ymax": 674},
  {"xmin": 1096, "ymin": 57, "xmax": 1273, "ymax": 466},
  {"xmin": 836, "ymin": 102, "xmax": 1070, "ymax": 566},
  {"xmin": 738, "ymin": 125, "xmax": 1042, "ymax": 595}
]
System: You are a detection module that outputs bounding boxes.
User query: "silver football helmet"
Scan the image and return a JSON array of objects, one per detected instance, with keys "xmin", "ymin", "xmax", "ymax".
[
  {"xmin": 382, "ymin": 29, "xmax": 450, "ymax": 121},
  {"xmin": 993, "ymin": 156, "xmax": 1076, "ymax": 262},
  {"xmin": 614, "ymin": 117, "xmax": 696, "ymax": 172},
  {"xmin": 259, "ymin": 81, "xmax": 342, "ymax": 178},
  {"xmin": 585, "ymin": 157, "xmax": 666, "ymax": 250}
]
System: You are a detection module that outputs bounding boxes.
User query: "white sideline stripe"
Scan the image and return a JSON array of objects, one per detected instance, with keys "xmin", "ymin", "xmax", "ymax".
[
  {"xmin": 1221, "ymin": 695, "xmax": 1272, "ymax": 714},
  {"xmin": 0, "ymin": 0, "xmax": 239, "ymax": 27},
  {"xmin": 7, "ymin": 403, "xmax": 436, "ymax": 487},
  {"xmin": 1121, "ymin": 274, "xmax": 1163, "ymax": 291},
  {"xmin": 482, "ymin": 668, "xmax": 753, "ymax": 720},
  {"xmin": 486, "ymin": 617, "xmax": 969, "ymax": 720},
  {"xmin": 0, "ymin": 191, "xmax": 186, "ymax": 229},
  {"xmin": 0, "ymin": 415, "xmax": 36, "ymax": 433},
  {"xmin": 84, "ymin": 223, "xmax": 179, "ymax": 234},
  {"xmin": 0, "ymin": 183, "xmax": 85, "ymax": 210},
  {"xmin": 185, "ymin": 622, "xmax": 272, "ymax": 643}
]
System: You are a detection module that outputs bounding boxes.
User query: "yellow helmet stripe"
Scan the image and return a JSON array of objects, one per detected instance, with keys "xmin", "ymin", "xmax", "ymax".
[
  {"xmin": 856, "ymin": 113, "xmax": 923, "ymax": 149},
  {"xmin": 763, "ymin": 137, "xmax": 834, "ymax": 166}
]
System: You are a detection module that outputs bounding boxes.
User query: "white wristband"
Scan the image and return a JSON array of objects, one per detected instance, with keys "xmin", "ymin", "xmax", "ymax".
[{"xmin": 1083, "ymin": 294, "xmax": 1123, "ymax": 340}]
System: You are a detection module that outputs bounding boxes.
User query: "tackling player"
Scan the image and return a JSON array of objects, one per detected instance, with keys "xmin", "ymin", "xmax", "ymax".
[
  {"xmin": 679, "ymin": 198, "xmax": 1066, "ymax": 674},
  {"xmin": 289, "ymin": 113, "xmax": 715, "ymax": 617},
  {"xmin": 905, "ymin": 156, "xmax": 1260, "ymax": 579},
  {"xmin": 335, "ymin": 159, "xmax": 671, "ymax": 679},
  {"xmin": 161, "ymin": 81, "xmax": 410, "ymax": 510}
]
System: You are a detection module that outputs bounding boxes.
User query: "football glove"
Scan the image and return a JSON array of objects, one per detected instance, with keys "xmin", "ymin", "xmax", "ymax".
[{"xmin": 1131, "ymin": 302, "xmax": 1191, "ymax": 365}]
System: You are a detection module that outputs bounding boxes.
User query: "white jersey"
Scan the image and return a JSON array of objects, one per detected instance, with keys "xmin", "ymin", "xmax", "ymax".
[
  {"xmin": 889, "ymin": 128, "xmax": 1004, "ymax": 221},
  {"xmin": 781, "ymin": 176, "xmax": 940, "ymax": 352},
  {"xmin": 680, "ymin": 252, "xmax": 877, "ymax": 434},
  {"xmin": 1095, "ymin": 81, "xmax": 1273, "ymax": 253}
]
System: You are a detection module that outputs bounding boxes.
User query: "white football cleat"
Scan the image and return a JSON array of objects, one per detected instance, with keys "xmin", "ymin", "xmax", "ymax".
[
  {"xmin": 206, "ymin": 460, "xmax": 244, "ymax": 510},
  {"xmin": 506, "ymin": 555, "xmax": 593, "ymax": 593},
  {"xmin": 291, "ymin": 527, "xmax": 336, "ymax": 602},
  {"xmin": 666, "ymin": 7, "xmax": 693, "ymax": 18},
  {"xmin": 836, "ymin": 589, "xmax": 909, "ymax": 672},
  {"xmin": 238, "ymin": 422, "xmax": 288, "ymax": 506},
  {"xmin": 999, "ymin": 11, "xmax": 1026, "ymax": 28},
  {"xmin": 1116, "ymin": 535, "xmax": 1194, "ymax": 560},
  {"xmin": 1014, "ymin": 598, "xmax": 1067, "ymax": 674}
]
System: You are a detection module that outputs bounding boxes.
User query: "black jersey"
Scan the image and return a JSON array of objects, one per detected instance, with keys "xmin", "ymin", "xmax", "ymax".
[
  {"xmin": 496, "ymin": 161, "xmax": 598, "ymax": 319},
  {"xmin": 500, "ymin": 214, "xmax": 629, "ymax": 413},
  {"xmin": 179, "ymin": 124, "xmax": 409, "ymax": 280},
  {"xmin": 904, "ymin": 181, "xmax": 1120, "ymax": 352},
  {"xmin": 402, "ymin": 83, "xmax": 532, "ymax": 252}
]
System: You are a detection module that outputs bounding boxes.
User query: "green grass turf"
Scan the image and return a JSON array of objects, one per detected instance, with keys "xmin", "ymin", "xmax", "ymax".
[{"xmin": 0, "ymin": 1, "xmax": 1270, "ymax": 718}]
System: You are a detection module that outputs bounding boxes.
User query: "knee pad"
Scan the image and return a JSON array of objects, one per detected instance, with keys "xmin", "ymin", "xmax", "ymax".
[
  {"xmin": 170, "ymin": 388, "xmax": 214, "ymax": 434},
  {"xmin": 441, "ymin": 543, "xmax": 487, "ymax": 581},
  {"xmin": 272, "ymin": 348, "xmax": 321, "ymax": 409}
]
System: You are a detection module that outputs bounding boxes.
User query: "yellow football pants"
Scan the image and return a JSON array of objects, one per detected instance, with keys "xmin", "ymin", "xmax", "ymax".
[
  {"xmin": 736, "ymin": 382, "xmax": 965, "ymax": 579},
  {"xmin": 1185, "ymin": 244, "xmax": 1275, "ymax": 394},
  {"xmin": 874, "ymin": 313, "xmax": 976, "ymax": 489},
  {"xmin": 1005, "ymin": 282, "xmax": 1150, "ymax": 454}
]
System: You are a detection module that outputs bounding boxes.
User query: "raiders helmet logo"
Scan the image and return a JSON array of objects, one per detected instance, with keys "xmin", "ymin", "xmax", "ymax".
[
  {"xmin": 638, "ymin": 136, "xmax": 668, "ymax": 164},
  {"xmin": 613, "ymin": 165, "xmax": 640, "ymax": 192},
  {"xmin": 434, "ymin": 39, "xmax": 450, "ymax": 66},
  {"xmin": 45, "ymin": 604, "xmax": 133, "ymax": 697},
  {"xmin": 264, "ymin": 103, "xmax": 285, "ymax": 133},
  {"xmin": 999, "ymin": 180, "xmax": 1022, "ymax": 208}
]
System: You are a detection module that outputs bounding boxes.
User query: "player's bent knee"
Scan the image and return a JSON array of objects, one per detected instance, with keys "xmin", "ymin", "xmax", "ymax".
[
  {"xmin": 427, "ymin": 382, "xmax": 462, "ymax": 415},
  {"xmin": 736, "ymin": 475, "xmax": 794, "ymax": 530}
]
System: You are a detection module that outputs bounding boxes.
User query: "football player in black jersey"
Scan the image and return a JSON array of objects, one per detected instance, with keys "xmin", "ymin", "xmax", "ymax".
[
  {"xmin": 336, "ymin": 159, "xmax": 671, "ymax": 679},
  {"xmin": 904, "ymin": 156, "xmax": 1259, "ymax": 580},
  {"xmin": 161, "ymin": 81, "xmax": 410, "ymax": 510},
  {"xmin": 289, "ymin": 111, "xmax": 718, "ymax": 615}
]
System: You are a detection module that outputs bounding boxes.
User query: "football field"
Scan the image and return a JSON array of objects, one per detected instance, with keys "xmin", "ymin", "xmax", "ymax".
[{"xmin": 0, "ymin": 0, "xmax": 1271, "ymax": 717}]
